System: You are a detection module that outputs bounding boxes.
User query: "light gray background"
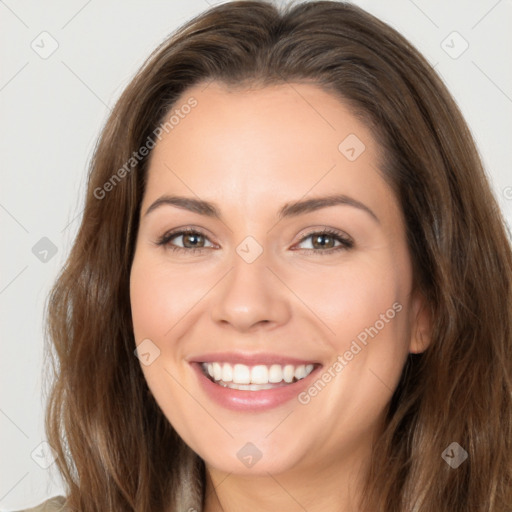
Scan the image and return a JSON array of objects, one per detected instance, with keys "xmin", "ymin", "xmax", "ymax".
[{"xmin": 1, "ymin": 0, "xmax": 511, "ymax": 508}]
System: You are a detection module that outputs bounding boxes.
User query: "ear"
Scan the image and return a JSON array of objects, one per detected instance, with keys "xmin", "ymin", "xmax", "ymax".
[{"xmin": 408, "ymin": 292, "xmax": 432, "ymax": 354}]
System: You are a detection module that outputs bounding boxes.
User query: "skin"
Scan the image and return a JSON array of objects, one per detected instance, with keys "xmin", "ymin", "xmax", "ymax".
[{"xmin": 129, "ymin": 81, "xmax": 431, "ymax": 512}]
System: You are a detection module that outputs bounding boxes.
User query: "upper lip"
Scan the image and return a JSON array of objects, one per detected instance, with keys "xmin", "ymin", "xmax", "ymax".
[{"xmin": 188, "ymin": 352, "xmax": 321, "ymax": 366}]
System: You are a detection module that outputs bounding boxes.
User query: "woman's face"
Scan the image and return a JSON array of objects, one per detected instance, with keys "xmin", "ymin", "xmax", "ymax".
[{"xmin": 130, "ymin": 81, "xmax": 429, "ymax": 477}]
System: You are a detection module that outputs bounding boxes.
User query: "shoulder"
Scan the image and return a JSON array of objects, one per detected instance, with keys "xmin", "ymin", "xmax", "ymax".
[{"xmin": 11, "ymin": 496, "xmax": 68, "ymax": 512}]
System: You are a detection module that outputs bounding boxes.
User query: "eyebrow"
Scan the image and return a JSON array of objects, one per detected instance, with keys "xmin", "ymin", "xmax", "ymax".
[{"xmin": 144, "ymin": 194, "xmax": 379, "ymax": 223}]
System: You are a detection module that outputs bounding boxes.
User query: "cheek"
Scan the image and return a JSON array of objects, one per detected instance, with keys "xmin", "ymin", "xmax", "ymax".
[
  {"xmin": 288, "ymin": 255, "xmax": 408, "ymax": 348},
  {"xmin": 129, "ymin": 253, "xmax": 205, "ymax": 342},
  {"xmin": 292, "ymin": 252, "xmax": 412, "ymax": 404},
  {"xmin": 130, "ymin": 256, "xmax": 199, "ymax": 430},
  {"xmin": 306, "ymin": 254, "xmax": 412, "ymax": 417},
  {"xmin": 130, "ymin": 272, "xmax": 163, "ymax": 343}
]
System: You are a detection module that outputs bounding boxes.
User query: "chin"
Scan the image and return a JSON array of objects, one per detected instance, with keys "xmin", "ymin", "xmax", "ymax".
[{"xmin": 190, "ymin": 432, "xmax": 310, "ymax": 477}]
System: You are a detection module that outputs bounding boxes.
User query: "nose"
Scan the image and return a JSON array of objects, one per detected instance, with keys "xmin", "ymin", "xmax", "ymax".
[{"xmin": 210, "ymin": 248, "xmax": 292, "ymax": 333}]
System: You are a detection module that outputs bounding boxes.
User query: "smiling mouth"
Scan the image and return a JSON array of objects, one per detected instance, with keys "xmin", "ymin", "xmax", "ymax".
[{"xmin": 200, "ymin": 362, "xmax": 317, "ymax": 391}]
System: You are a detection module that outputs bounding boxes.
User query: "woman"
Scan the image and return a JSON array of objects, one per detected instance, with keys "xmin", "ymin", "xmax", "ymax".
[{"xmin": 23, "ymin": 1, "xmax": 512, "ymax": 510}]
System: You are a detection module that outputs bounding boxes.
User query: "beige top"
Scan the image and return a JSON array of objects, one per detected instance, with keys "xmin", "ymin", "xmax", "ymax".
[{"xmin": 13, "ymin": 497, "xmax": 67, "ymax": 512}]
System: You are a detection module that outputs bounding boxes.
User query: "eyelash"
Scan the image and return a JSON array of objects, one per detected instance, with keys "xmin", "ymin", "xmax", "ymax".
[{"xmin": 155, "ymin": 227, "xmax": 354, "ymax": 255}]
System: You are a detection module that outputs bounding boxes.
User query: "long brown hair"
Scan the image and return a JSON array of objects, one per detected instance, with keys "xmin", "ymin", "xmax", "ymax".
[{"xmin": 45, "ymin": 1, "xmax": 512, "ymax": 510}]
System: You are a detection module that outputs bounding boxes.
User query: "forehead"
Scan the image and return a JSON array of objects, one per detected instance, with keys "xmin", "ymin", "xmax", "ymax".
[
  {"xmin": 155, "ymin": 81, "xmax": 375, "ymax": 159},
  {"xmin": 143, "ymin": 81, "xmax": 396, "ymax": 222}
]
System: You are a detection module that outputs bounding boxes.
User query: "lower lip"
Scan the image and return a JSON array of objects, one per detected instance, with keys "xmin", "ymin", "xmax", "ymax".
[{"xmin": 191, "ymin": 363, "xmax": 321, "ymax": 412}]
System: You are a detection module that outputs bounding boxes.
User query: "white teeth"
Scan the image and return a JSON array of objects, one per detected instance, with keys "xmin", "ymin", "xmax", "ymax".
[
  {"xmin": 219, "ymin": 382, "xmax": 276, "ymax": 391},
  {"xmin": 294, "ymin": 364, "xmax": 306, "ymax": 380},
  {"xmin": 212, "ymin": 362, "xmax": 222, "ymax": 381},
  {"xmin": 203, "ymin": 361, "xmax": 315, "ymax": 386},
  {"xmin": 268, "ymin": 364, "xmax": 283, "ymax": 383},
  {"xmin": 221, "ymin": 363, "xmax": 233, "ymax": 382},
  {"xmin": 251, "ymin": 365, "xmax": 269, "ymax": 384},
  {"xmin": 283, "ymin": 365, "xmax": 295, "ymax": 383},
  {"xmin": 233, "ymin": 364, "xmax": 251, "ymax": 384}
]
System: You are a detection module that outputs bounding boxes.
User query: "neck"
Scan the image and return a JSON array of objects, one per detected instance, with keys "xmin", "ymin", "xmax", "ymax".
[{"xmin": 202, "ymin": 444, "xmax": 371, "ymax": 512}]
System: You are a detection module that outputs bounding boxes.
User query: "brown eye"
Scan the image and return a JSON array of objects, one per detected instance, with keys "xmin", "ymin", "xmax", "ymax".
[
  {"xmin": 180, "ymin": 232, "xmax": 206, "ymax": 248},
  {"xmin": 295, "ymin": 229, "xmax": 354, "ymax": 254},
  {"xmin": 156, "ymin": 229, "xmax": 214, "ymax": 253},
  {"xmin": 311, "ymin": 233, "xmax": 336, "ymax": 249}
]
